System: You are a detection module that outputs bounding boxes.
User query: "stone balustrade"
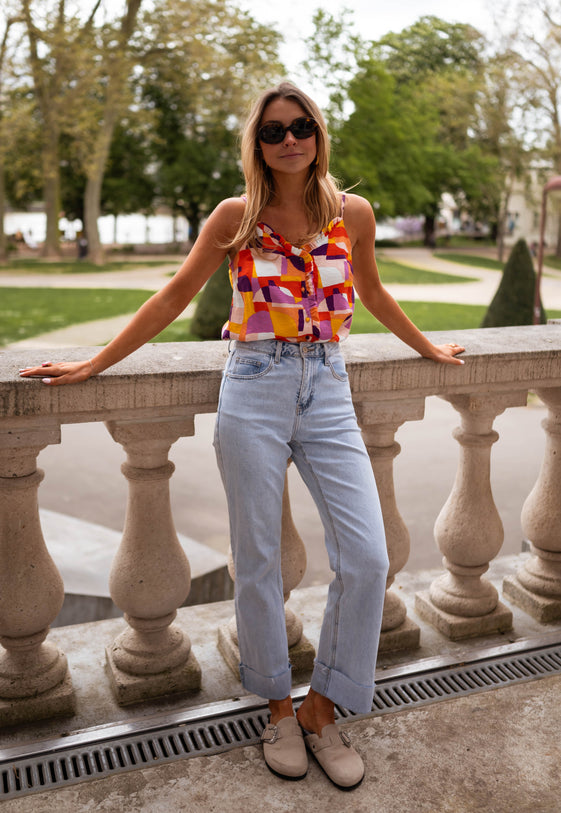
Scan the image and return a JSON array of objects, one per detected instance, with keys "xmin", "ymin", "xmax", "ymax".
[{"xmin": 1, "ymin": 325, "xmax": 561, "ymax": 727}]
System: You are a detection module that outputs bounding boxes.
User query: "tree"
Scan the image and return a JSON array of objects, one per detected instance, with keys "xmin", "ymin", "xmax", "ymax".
[
  {"xmin": 321, "ymin": 16, "xmax": 497, "ymax": 245},
  {"xmin": 101, "ymin": 120, "xmax": 155, "ymax": 230},
  {"xmin": 0, "ymin": 11, "xmax": 20, "ymax": 261},
  {"xmin": 79, "ymin": 0, "xmax": 142, "ymax": 263},
  {"xmin": 139, "ymin": 0, "xmax": 283, "ymax": 240},
  {"xmin": 469, "ymin": 49, "xmax": 533, "ymax": 260},
  {"xmin": 17, "ymin": 0, "xmax": 100, "ymax": 257},
  {"xmin": 512, "ymin": 2, "xmax": 561, "ymax": 256},
  {"xmin": 372, "ymin": 17, "xmax": 490, "ymax": 245}
]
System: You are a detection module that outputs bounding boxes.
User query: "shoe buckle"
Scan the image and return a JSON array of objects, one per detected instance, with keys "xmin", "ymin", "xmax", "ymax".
[
  {"xmin": 261, "ymin": 725, "xmax": 279, "ymax": 744},
  {"xmin": 339, "ymin": 730, "xmax": 352, "ymax": 748}
]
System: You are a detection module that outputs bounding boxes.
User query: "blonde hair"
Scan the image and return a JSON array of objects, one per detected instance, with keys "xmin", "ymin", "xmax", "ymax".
[{"xmin": 226, "ymin": 82, "xmax": 341, "ymax": 250}]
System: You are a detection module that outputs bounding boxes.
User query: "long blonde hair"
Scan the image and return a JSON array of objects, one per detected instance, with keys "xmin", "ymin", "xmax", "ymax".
[{"xmin": 226, "ymin": 82, "xmax": 341, "ymax": 250}]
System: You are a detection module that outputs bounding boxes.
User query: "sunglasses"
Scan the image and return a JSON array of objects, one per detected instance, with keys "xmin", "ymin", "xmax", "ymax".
[{"xmin": 258, "ymin": 116, "xmax": 318, "ymax": 145}]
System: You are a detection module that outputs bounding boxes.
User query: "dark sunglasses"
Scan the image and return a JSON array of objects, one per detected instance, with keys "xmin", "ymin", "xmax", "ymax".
[{"xmin": 258, "ymin": 116, "xmax": 318, "ymax": 145}]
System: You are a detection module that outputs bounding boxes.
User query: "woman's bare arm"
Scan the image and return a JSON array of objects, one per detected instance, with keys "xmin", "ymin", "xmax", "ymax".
[{"xmin": 19, "ymin": 198, "xmax": 245, "ymax": 385}]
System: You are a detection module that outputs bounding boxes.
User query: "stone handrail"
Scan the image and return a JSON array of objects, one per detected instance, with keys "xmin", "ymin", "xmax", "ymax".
[{"xmin": 1, "ymin": 325, "xmax": 561, "ymax": 726}]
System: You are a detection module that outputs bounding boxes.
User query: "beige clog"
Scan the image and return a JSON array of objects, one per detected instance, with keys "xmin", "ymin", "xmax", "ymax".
[
  {"xmin": 304, "ymin": 723, "xmax": 364, "ymax": 790},
  {"xmin": 260, "ymin": 715, "xmax": 308, "ymax": 780}
]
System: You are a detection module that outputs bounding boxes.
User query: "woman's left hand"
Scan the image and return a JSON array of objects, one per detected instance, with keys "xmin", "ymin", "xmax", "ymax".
[{"xmin": 424, "ymin": 342, "xmax": 466, "ymax": 365}]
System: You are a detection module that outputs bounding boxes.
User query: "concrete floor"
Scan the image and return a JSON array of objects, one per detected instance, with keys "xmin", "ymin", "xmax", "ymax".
[{"xmin": 2, "ymin": 570, "xmax": 561, "ymax": 812}]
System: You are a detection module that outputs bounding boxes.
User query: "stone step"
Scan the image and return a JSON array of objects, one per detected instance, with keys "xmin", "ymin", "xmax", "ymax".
[{"xmin": 41, "ymin": 509, "xmax": 232, "ymax": 627}]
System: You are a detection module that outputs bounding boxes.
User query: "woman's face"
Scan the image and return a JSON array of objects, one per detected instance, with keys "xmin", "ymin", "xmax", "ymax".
[{"xmin": 258, "ymin": 97, "xmax": 317, "ymax": 176}]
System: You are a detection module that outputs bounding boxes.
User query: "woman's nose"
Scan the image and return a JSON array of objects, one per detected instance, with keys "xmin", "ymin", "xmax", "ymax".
[{"xmin": 283, "ymin": 129, "xmax": 297, "ymax": 146}]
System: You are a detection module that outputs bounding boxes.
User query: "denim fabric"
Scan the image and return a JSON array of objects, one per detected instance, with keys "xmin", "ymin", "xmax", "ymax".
[{"xmin": 213, "ymin": 339, "xmax": 389, "ymax": 713}]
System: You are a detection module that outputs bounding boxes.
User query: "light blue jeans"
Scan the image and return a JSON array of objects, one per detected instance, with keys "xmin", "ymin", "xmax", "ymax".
[{"xmin": 213, "ymin": 339, "xmax": 388, "ymax": 714}]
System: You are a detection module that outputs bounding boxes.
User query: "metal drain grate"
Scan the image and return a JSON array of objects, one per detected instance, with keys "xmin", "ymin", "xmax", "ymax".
[{"xmin": 2, "ymin": 637, "xmax": 561, "ymax": 800}]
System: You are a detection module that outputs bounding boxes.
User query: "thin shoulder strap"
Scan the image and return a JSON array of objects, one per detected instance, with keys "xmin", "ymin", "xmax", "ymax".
[{"xmin": 340, "ymin": 193, "xmax": 346, "ymax": 216}]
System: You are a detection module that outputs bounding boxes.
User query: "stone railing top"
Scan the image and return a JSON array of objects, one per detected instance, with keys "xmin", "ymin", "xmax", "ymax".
[{"xmin": 2, "ymin": 325, "xmax": 561, "ymax": 426}]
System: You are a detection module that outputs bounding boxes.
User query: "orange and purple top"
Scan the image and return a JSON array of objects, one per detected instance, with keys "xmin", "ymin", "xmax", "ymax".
[{"xmin": 222, "ymin": 197, "xmax": 354, "ymax": 343}]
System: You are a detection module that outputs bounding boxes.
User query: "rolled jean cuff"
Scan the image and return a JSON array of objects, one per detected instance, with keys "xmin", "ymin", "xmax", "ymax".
[
  {"xmin": 311, "ymin": 660, "xmax": 375, "ymax": 715},
  {"xmin": 239, "ymin": 662, "xmax": 293, "ymax": 701}
]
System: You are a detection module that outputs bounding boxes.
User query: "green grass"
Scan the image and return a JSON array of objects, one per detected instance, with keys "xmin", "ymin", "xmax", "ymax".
[
  {"xmin": 376, "ymin": 258, "xmax": 476, "ymax": 284},
  {"xmin": 433, "ymin": 252, "xmax": 503, "ymax": 271},
  {"xmin": 1, "ymin": 258, "xmax": 177, "ymax": 274},
  {"xmin": 0, "ymin": 287, "xmax": 153, "ymax": 346},
  {"xmin": 545, "ymin": 254, "xmax": 561, "ymax": 271},
  {"xmin": 351, "ymin": 300, "xmax": 561, "ymax": 334}
]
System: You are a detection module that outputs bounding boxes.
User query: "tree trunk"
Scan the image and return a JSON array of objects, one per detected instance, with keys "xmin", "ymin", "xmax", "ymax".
[
  {"xmin": 42, "ymin": 139, "xmax": 61, "ymax": 258},
  {"xmin": 82, "ymin": 0, "xmax": 142, "ymax": 266},
  {"xmin": 0, "ymin": 162, "xmax": 6, "ymax": 262},
  {"xmin": 84, "ymin": 173, "xmax": 104, "ymax": 264},
  {"xmin": 423, "ymin": 214, "xmax": 436, "ymax": 248}
]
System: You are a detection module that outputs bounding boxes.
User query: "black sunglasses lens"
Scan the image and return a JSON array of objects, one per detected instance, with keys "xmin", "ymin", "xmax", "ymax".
[
  {"xmin": 291, "ymin": 118, "xmax": 318, "ymax": 138},
  {"xmin": 259, "ymin": 123, "xmax": 285, "ymax": 144},
  {"xmin": 258, "ymin": 117, "xmax": 318, "ymax": 144}
]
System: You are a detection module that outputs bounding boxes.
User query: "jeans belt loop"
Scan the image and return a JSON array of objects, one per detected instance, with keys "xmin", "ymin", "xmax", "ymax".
[{"xmin": 274, "ymin": 341, "xmax": 283, "ymax": 363}]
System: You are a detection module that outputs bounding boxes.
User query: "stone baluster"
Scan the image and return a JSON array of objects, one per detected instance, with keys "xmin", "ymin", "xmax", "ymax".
[
  {"xmin": 0, "ymin": 424, "xmax": 75, "ymax": 727},
  {"xmin": 504, "ymin": 387, "xmax": 561, "ymax": 621},
  {"xmin": 105, "ymin": 418, "xmax": 201, "ymax": 705},
  {"xmin": 218, "ymin": 466, "xmax": 315, "ymax": 678},
  {"xmin": 416, "ymin": 392, "xmax": 527, "ymax": 639},
  {"xmin": 355, "ymin": 399, "xmax": 425, "ymax": 652}
]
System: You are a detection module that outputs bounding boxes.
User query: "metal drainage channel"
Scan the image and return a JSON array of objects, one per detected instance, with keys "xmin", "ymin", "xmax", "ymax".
[{"xmin": 2, "ymin": 635, "xmax": 561, "ymax": 801}]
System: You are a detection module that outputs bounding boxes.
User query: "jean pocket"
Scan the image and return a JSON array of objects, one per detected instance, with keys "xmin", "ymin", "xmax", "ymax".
[
  {"xmin": 326, "ymin": 352, "xmax": 349, "ymax": 382},
  {"xmin": 227, "ymin": 351, "xmax": 274, "ymax": 379}
]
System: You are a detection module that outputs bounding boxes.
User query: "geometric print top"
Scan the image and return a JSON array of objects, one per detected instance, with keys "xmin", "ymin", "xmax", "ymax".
[{"xmin": 222, "ymin": 196, "xmax": 354, "ymax": 343}]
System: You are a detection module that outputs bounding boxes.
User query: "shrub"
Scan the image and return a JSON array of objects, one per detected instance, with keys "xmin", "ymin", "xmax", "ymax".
[
  {"xmin": 480, "ymin": 238, "xmax": 546, "ymax": 327},
  {"xmin": 190, "ymin": 258, "xmax": 232, "ymax": 339}
]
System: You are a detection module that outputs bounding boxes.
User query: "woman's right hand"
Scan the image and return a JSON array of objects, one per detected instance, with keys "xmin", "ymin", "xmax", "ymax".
[{"xmin": 19, "ymin": 359, "xmax": 96, "ymax": 386}]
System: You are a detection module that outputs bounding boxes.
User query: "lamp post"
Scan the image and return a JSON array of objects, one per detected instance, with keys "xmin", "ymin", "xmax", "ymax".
[{"xmin": 534, "ymin": 175, "xmax": 561, "ymax": 324}]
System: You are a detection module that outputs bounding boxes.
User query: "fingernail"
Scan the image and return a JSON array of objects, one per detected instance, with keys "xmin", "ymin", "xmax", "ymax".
[
  {"xmin": 42, "ymin": 362, "xmax": 50, "ymax": 367},
  {"xmin": 42, "ymin": 378, "xmax": 51, "ymax": 384}
]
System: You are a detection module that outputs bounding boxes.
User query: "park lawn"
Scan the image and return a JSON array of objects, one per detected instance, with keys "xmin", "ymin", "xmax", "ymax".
[
  {"xmin": 2, "ymin": 258, "xmax": 177, "ymax": 274},
  {"xmin": 433, "ymin": 252, "xmax": 503, "ymax": 271},
  {"xmin": 350, "ymin": 300, "xmax": 561, "ymax": 334},
  {"xmin": 376, "ymin": 257, "xmax": 476, "ymax": 283},
  {"xmin": 0, "ymin": 287, "xmax": 153, "ymax": 346}
]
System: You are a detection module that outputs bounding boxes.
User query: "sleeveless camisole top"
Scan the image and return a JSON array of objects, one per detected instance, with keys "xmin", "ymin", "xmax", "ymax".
[{"xmin": 221, "ymin": 195, "xmax": 354, "ymax": 343}]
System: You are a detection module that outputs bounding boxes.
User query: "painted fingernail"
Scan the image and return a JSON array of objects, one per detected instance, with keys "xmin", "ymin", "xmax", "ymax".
[
  {"xmin": 42, "ymin": 378, "xmax": 52, "ymax": 384},
  {"xmin": 42, "ymin": 362, "xmax": 50, "ymax": 367}
]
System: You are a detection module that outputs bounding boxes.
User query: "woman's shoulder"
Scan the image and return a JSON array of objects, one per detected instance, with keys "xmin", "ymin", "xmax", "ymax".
[
  {"xmin": 342, "ymin": 193, "xmax": 375, "ymax": 219},
  {"xmin": 341, "ymin": 193, "xmax": 376, "ymax": 244},
  {"xmin": 204, "ymin": 197, "xmax": 247, "ymax": 244},
  {"xmin": 213, "ymin": 196, "xmax": 247, "ymax": 222}
]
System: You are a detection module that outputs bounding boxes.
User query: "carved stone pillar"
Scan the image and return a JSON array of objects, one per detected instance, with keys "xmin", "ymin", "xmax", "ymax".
[
  {"xmin": 105, "ymin": 418, "xmax": 201, "ymax": 705},
  {"xmin": 218, "ymin": 467, "xmax": 315, "ymax": 678},
  {"xmin": 416, "ymin": 392, "xmax": 526, "ymax": 639},
  {"xmin": 504, "ymin": 387, "xmax": 561, "ymax": 621},
  {"xmin": 0, "ymin": 424, "xmax": 75, "ymax": 726},
  {"xmin": 355, "ymin": 399, "xmax": 425, "ymax": 653}
]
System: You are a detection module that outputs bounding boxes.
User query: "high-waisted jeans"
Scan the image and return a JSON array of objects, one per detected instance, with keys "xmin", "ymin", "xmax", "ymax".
[{"xmin": 213, "ymin": 339, "xmax": 389, "ymax": 714}]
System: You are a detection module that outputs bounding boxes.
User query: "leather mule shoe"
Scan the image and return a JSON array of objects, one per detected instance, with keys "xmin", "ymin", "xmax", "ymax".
[
  {"xmin": 304, "ymin": 723, "xmax": 364, "ymax": 790},
  {"xmin": 261, "ymin": 716, "xmax": 308, "ymax": 780}
]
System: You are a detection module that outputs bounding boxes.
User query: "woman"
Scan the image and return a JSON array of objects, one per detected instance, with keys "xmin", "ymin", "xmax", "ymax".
[{"xmin": 20, "ymin": 81, "xmax": 464, "ymax": 790}]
